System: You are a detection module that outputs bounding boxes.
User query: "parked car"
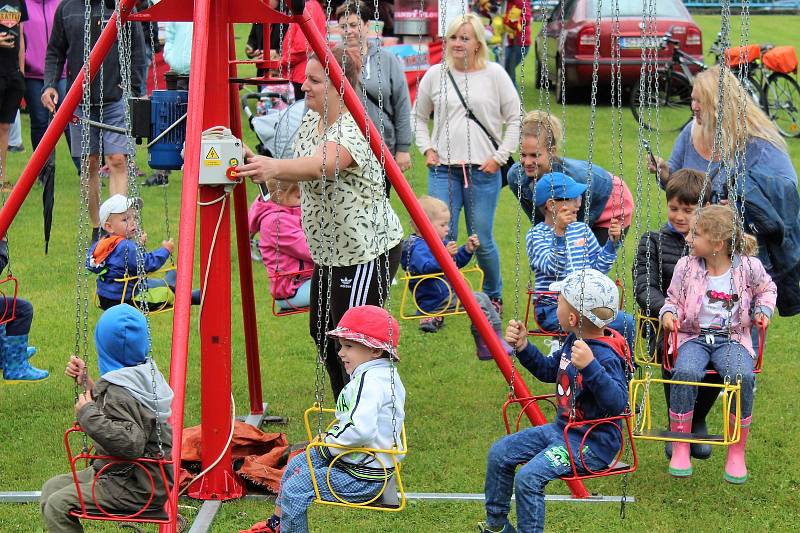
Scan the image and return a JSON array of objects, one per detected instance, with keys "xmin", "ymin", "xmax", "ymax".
[{"xmin": 534, "ymin": 0, "xmax": 703, "ymax": 100}]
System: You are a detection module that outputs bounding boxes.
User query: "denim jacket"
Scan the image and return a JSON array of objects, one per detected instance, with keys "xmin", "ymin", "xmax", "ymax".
[{"xmin": 660, "ymin": 255, "xmax": 777, "ymax": 358}]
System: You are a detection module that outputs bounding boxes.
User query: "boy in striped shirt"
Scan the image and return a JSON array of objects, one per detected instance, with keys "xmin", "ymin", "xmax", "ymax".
[{"xmin": 526, "ymin": 172, "xmax": 634, "ymax": 351}]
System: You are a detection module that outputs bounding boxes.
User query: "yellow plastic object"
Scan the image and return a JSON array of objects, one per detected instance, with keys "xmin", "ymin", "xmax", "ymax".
[
  {"xmin": 399, "ymin": 265, "xmax": 484, "ymax": 320},
  {"xmin": 629, "ymin": 373, "xmax": 742, "ymax": 446},
  {"xmin": 489, "ymin": 16, "xmax": 505, "ymax": 45},
  {"xmin": 633, "ymin": 313, "xmax": 662, "ymax": 366},
  {"xmin": 93, "ymin": 266, "xmax": 177, "ymax": 316},
  {"xmin": 303, "ymin": 404, "xmax": 407, "ymax": 511}
]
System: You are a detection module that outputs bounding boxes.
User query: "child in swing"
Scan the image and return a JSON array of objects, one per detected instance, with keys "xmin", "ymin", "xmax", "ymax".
[
  {"xmin": 241, "ymin": 305, "xmax": 406, "ymax": 533},
  {"xmin": 401, "ymin": 195, "xmax": 511, "ymax": 359},
  {"xmin": 86, "ymin": 195, "xmax": 174, "ymax": 310},
  {"xmin": 660, "ymin": 204, "xmax": 776, "ymax": 483},
  {"xmin": 248, "ymin": 179, "xmax": 314, "ymax": 311},
  {"xmin": 527, "ymin": 171, "xmax": 635, "ymax": 352},
  {"xmin": 479, "ymin": 269, "xmax": 630, "ymax": 533},
  {"xmin": 40, "ymin": 304, "xmax": 174, "ymax": 533}
]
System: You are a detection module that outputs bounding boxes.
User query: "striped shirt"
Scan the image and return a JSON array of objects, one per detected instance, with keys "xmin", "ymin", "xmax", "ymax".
[{"xmin": 527, "ymin": 221, "xmax": 619, "ymax": 294}]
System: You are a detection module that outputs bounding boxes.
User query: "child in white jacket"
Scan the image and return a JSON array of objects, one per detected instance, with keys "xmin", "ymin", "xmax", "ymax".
[{"xmin": 240, "ymin": 305, "xmax": 406, "ymax": 533}]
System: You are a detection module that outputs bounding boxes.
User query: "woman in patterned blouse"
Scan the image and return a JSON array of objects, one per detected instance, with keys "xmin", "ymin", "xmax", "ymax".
[{"xmin": 238, "ymin": 46, "xmax": 404, "ymax": 399}]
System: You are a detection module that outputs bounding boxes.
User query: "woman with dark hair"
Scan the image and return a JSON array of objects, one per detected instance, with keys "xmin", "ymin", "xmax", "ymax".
[{"xmin": 238, "ymin": 47, "xmax": 404, "ymax": 398}]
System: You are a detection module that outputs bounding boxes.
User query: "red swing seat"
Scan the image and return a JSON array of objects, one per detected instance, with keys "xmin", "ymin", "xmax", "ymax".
[
  {"xmin": 63, "ymin": 425, "xmax": 177, "ymax": 526},
  {"xmin": 524, "ymin": 280, "xmax": 625, "ymax": 338},
  {"xmin": 0, "ymin": 273, "xmax": 18, "ymax": 326},
  {"xmin": 270, "ymin": 268, "xmax": 313, "ymax": 316}
]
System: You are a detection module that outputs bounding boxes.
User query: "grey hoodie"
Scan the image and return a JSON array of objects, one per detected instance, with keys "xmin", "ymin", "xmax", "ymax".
[{"xmin": 359, "ymin": 42, "xmax": 412, "ymax": 155}]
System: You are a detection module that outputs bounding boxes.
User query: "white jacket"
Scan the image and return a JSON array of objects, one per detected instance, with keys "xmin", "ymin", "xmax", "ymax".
[{"xmin": 321, "ymin": 359, "xmax": 406, "ymax": 479}]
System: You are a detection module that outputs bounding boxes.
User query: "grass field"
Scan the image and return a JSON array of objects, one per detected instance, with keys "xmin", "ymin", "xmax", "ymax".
[{"xmin": 1, "ymin": 14, "xmax": 799, "ymax": 533}]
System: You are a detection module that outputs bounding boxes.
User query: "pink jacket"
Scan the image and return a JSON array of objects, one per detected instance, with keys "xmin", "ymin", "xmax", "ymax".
[
  {"xmin": 660, "ymin": 255, "xmax": 777, "ymax": 358},
  {"xmin": 248, "ymin": 198, "xmax": 314, "ymax": 300}
]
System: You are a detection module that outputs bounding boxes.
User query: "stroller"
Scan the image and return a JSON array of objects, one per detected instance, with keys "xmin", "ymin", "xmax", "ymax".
[{"xmin": 240, "ymin": 87, "xmax": 307, "ymax": 159}]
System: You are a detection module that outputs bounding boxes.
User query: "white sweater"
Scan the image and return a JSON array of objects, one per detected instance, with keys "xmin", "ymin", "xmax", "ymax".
[
  {"xmin": 413, "ymin": 62, "xmax": 521, "ymax": 166},
  {"xmin": 321, "ymin": 359, "xmax": 406, "ymax": 479}
]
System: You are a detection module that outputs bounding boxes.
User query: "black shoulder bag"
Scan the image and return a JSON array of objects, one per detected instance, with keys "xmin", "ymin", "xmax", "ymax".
[{"xmin": 447, "ymin": 69, "xmax": 515, "ymax": 187}]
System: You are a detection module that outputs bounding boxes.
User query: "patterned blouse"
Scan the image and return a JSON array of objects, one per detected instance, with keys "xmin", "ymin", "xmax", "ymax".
[{"xmin": 293, "ymin": 110, "xmax": 404, "ymax": 267}]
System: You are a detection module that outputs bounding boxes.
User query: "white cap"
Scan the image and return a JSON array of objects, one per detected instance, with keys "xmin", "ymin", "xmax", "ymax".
[
  {"xmin": 99, "ymin": 195, "xmax": 142, "ymax": 226},
  {"xmin": 549, "ymin": 269, "xmax": 620, "ymax": 329}
]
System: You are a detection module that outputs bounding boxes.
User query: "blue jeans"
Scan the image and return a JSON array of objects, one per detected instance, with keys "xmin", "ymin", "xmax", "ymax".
[
  {"xmin": 484, "ymin": 424, "xmax": 608, "ymax": 533},
  {"xmin": 670, "ymin": 335, "xmax": 755, "ymax": 418},
  {"xmin": 0, "ymin": 295, "xmax": 33, "ymax": 336},
  {"xmin": 504, "ymin": 46, "xmax": 529, "ymax": 89},
  {"xmin": 428, "ymin": 165, "xmax": 503, "ymax": 299},
  {"xmin": 277, "ymin": 449, "xmax": 383, "ymax": 533},
  {"xmin": 535, "ymin": 301, "xmax": 635, "ymax": 353}
]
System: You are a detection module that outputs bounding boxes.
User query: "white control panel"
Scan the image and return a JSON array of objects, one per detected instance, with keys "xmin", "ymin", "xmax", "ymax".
[{"xmin": 198, "ymin": 127, "xmax": 244, "ymax": 185}]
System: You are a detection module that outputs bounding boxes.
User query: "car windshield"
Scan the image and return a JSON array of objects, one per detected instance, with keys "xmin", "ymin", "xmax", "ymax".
[{"xmin": 585, "ymin": 0, "xmax": 686, "ymax": 18}]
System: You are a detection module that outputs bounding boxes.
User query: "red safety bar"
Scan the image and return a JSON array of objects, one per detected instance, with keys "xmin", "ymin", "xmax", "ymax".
[
  {"xmin": 270, "ymin": 268, "xmax": 313, "ymax": 316},
  {"xmin": 64, "ymin": 425, "xmax": 174, "ymax": 525},
  {"xmin": 501, "ymin": 395, "xmax": 638, "ymax": 481},
  {"xmin": 663, "ymin": 324, "xmax": 766, "ymax": 374},
  {"xmin": 0, "ymin": 274, "xmax": 18, "ymax": 326}
]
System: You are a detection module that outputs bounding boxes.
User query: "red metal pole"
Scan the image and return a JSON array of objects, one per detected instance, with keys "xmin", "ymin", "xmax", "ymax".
[
  {"xmin": 228, "ymin": 31, "xmax": 265, "ymax": 416},
  {"xmin": 295, "ymin": 9, "xmax": 590, "ymax": 499},
  {"xmin": 186, "ymin": 0, "xmax": 244, "ymax": 501},
  {"xmin": 0, "ymin": 0, "xmax": 140, "ymax": 237}
]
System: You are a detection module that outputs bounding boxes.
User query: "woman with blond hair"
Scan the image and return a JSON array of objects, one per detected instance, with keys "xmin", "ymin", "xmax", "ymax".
[
  {"xmin": 412, "ymin": 13, "xmax": 521, "ymax": 313},
  {"xmin": 649, "ymin": 65, "xmax": 797, "ymax": 200}
]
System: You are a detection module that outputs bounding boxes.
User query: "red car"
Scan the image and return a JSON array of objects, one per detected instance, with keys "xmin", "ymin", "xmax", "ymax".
[{"xmin": 534, "ymin": 0, "xmax": 703, "ymax": 99}]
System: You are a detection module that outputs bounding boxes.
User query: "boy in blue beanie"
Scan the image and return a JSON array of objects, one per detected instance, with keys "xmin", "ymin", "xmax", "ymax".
[{"xmin": 40, "ymin": 304, "xmax": 174, "ymax": 533}]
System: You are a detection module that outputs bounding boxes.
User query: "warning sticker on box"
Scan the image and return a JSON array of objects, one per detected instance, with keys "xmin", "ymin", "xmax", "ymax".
[{"xmin": 204, "ymin": 146, "xmax": 221, "ymax": 166}]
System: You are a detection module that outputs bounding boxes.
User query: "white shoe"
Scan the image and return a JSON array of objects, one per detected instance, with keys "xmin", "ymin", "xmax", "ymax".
[{"xmin": 544, "ymin": 338, "xmax": 562, "ymax": 357}]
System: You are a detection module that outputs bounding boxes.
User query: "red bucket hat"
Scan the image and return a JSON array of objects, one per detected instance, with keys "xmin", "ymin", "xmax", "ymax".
[{"xmin": 327, "ymin": 305, "xmax": 401, "ymax": 360}]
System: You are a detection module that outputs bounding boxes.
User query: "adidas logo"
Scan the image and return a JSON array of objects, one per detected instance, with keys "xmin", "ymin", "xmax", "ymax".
[{"xmin": 340, "ymin": 276, "xmax": 353, "ymax": 289}]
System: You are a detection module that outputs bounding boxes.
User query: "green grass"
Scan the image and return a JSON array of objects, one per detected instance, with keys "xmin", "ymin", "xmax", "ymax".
[{"xmin": 1, "ymin": 15, "xmax": 799, "ymax": 532}]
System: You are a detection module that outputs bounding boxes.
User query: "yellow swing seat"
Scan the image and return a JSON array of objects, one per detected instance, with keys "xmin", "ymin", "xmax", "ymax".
[
  {"xmin": 93, "ymin": 266, "xmax": 177, "ymax": 316},
  {"xmin": 399, "ymin": 264, "xmax": 484, "ymax": 320},
  {"xmin": 302, "ymin": 403, "xmax": 407, "ymax": 512},
  {"xmin": 632, "ymin": 312, "xmax": 662, "ymax": 366},
  {"xmin": 629, "ymin": 371, "xmax": 743, "ymax": 446}
]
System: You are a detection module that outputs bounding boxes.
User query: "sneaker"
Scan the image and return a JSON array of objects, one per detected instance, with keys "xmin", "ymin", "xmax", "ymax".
[
  {"xmin": 477, "ymin": 522, "xmax": 516, "ymax": 533},
  {"xmin": 490, "ymin": 297, "xmax": 503, "ymax": 317},
  {"xmin": 8, "ymin": 144, "xmax": 23, "ymax": 153},
  {"xmin": 544, "ymin": 338, "xmax": 562, "ymax": 356},
  {"xmin": 419, "ymin": 316, "xmax": 444, "ymax": 333},
  {"xmin": 144, "ymin": 172, "xmax": 169, "ymax": 187}
]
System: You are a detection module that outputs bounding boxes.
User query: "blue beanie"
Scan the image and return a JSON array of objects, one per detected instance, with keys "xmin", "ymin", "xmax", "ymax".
[{"xmin": 94, "ymin": 304, "xmax": 149, "ymax": 376}]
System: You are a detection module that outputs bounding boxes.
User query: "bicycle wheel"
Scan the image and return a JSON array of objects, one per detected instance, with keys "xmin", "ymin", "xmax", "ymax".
[
  {"xmin": 765, "ymin": 72, "xmax": 800, "ymax": 137},
  {"xmin": 630, "ymin": 71, "xmax": 693, "ymax": 132}
]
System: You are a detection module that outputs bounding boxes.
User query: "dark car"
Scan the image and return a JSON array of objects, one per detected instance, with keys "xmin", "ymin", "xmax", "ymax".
[{"xmin": 535, "ymin": 0, "xmax": 703, "ymax": 99}]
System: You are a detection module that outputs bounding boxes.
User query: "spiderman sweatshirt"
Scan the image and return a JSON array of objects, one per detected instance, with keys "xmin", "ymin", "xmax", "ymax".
[{"xmin": 516, "ymin": 331, "xmax": 629, "ymax": 466}]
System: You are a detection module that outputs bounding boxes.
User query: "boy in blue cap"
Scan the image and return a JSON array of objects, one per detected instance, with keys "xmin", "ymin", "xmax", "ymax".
[
  {"xmin": 526, "ymin": 172, "xmax": 634, "ymax": 351},
  {"xmin": 40, "ymin": 304, "xmax": 174, "ymax": 533}
]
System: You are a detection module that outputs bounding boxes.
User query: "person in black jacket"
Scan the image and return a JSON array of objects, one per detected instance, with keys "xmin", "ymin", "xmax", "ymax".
[
  {"xmin": 633, "ymin": 169, "xmax": 716, "ymax": 460},
  {"xmin": 41, "ymin": 0, "xmax": 145, "ymax": 243}
]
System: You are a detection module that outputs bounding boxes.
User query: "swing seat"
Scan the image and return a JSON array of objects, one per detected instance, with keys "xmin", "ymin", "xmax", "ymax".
[
  {"xmin": 629, "ymin": 372, "xmax": 743, "ymax": 445},
  {"xmin": 269, "ymin": 268, "xmax": 313, "ymax": 317},
  {"xmin": 501, "ymin": 395, "xmax": 638, "ymax": 480},
  {"xmin": 523, "ymin": 290, "xmax": 566, "ymax": 337},
  {"xmin": 399, "ymin": 265, "xmax": 484, "ymax": 320},
  {"xmin": 302, "ymin": 404, "xmax": 407, "ymax": 512},
  {"xmin": 0, "ymin": 274, "xmax": 18, "ymax": 326},
  {"xmin": 633, "ymin": 313, "xmax": 662, "ymax": 366},
  {"xmin": 662, "ymin": 325, "xmax": 767, "ymax": 374},
  {"xmin": 63, "ymin": 426, "xmax": 178, "ymax": 527},
  {"xmin": 94, "ymin": 266, "xmax": 177, "ymax": 315}
]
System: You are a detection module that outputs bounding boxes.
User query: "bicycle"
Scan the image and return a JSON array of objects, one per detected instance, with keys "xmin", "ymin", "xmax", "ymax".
[{"xmin": 630, "ymin": 30, "xmax": 767, "ymax": 133}]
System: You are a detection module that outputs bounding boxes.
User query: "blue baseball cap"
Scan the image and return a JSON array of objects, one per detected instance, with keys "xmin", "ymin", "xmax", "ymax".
[{"xmin": 534, "ymin": 172, "xmax": 588, "ymax": 206}]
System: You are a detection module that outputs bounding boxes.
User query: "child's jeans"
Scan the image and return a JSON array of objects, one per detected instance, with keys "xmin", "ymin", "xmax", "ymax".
[
  {"xmin": 277, "ymin": 449, "xmax": 384, "ymax": 533},
  {"xmin": 484, "ymin": 424, "xmax": 609, "ymax": 533},
  {"xmin": 41, "ymin": 468, "xmax": 117, "ymax": 533},
  {"xmin": 535, "ymin": 301, "xmax": 636, "ymax": 352},
  {"xmin": 276, "ymin": 279, "xmax": 311, "ymax": 311},
  {"xmin": 670, "ymin": 335, "xmax": 755, "ymax": 418}
]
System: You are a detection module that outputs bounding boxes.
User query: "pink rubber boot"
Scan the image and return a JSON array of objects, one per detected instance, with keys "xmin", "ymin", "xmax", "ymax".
[
  {"xmin": 668, "ymin": 410, "xmax": 693, "ymax": 477},
  {"xmin": 724, "ymin": 415, "xmax": 751, "ymax": 484}
]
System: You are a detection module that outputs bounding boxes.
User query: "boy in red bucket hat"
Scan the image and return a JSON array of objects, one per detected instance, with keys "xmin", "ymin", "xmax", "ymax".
[{"xmin": 241, "ymin": 305, "xmax": 406, "ymax": 533}]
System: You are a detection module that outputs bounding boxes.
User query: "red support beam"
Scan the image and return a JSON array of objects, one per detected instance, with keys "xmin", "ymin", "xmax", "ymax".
[{"xmin": 294, "ymin": 6, "xmax": 590, "ymax": 499}]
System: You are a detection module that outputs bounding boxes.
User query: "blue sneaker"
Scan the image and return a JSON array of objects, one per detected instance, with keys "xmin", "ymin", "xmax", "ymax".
[{"xmin": 477, "ymin": 522, "xmax": 516, "ymax": 533}]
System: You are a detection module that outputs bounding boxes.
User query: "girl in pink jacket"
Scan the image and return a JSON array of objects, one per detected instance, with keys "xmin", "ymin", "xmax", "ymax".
[
  {"xmin": 660, "ymin": 205, "xmax": 776, "ymax": 484},
  {"xmin": 249, "ymin": 180, "xmax": 314, "ymax": 310}
]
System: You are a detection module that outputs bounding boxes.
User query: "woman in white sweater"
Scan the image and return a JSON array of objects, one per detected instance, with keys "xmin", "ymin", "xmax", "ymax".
[{"xmin": 412, "ymin": 13, "xmax": 521, "ymax": 311}]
